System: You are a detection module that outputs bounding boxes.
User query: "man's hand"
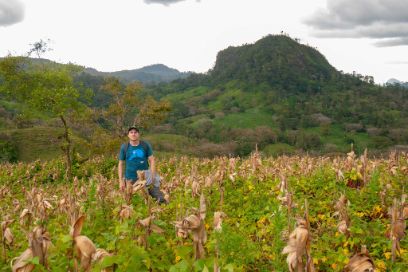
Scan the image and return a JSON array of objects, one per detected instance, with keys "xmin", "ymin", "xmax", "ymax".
[
  {"xmin": 118, "ymin": 160, "xmax": 125, "ymax": 191},
  {"xmin": 119, "ymin": 179, "xmax": 126, "ymax": 192}
]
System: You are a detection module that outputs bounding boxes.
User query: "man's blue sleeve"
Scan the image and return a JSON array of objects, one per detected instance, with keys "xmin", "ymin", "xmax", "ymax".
[
  {"xmin": 146, "ymin": 142, "xmax": 153, "ymax": 157},
  {"xmin": 118, "ymin": 144, "xmax": 126, "ymax": 161}
]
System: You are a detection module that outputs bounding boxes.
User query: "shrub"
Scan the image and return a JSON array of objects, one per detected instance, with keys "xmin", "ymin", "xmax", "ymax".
[{"xmin": 0, "ymin": 138, "xmax": 18, "ymax": 163}]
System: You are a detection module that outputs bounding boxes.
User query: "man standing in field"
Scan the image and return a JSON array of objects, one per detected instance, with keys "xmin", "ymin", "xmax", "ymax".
[{"xmin": 118, "ymin": 126, "xmax": 166, "ymax": 203}]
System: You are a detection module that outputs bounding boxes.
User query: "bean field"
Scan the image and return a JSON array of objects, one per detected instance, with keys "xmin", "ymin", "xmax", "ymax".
[{"xmin": 1, "ymin": 150, "xmax": 407, "ymax": 271}]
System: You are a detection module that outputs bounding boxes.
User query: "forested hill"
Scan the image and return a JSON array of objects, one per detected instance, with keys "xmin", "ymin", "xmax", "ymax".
[
  {"xmin": 146, "ymin": 34, "xmax": 408, "ymax": 156},
  {"xmin": 209, "ymin": 35, "xmax": 337, "ymax": 91}
]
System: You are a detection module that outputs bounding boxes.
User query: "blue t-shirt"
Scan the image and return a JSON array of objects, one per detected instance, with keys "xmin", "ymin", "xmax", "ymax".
[{"xmin": 119, "ymin": 141, "xmax": 153, "ymax": 181}]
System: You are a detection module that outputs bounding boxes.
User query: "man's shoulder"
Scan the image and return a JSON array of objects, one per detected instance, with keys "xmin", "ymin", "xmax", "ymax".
[
  {"xmin": 140, "ymin": 140, "xmax": 153, "ymax": 154},
  {"xmin": 140, "ymin": 140, "xmax": 152, "ymax": 147},
  {"xmin": 120, "ymin": 142, "xmax": 128, "ymax": 149}
]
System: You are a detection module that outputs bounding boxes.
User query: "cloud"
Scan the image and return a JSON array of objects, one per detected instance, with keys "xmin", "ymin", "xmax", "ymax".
[
  {"xmin": 0, "ymin": 0, "xmax": 24, "ymax": 26},
  {"xmin": 144, "ymin": 0, "xmax": 200, "ymax": 6},
  {"xmin": 305, "ymin": 0, "xmax": 408, "ymax": 46},
  {"xmin": 386, "ymin": 60, "xmax": 408, "ymax": 65}
]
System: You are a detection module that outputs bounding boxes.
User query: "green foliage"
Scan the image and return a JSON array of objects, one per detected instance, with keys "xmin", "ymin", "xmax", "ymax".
[
  {"xmin": 0, "ymin": 133, "xmax": 17, "ymax": 162},
  {"xmin": 0, "ymin": 153, "xmax": 408, "ymax": 271}
]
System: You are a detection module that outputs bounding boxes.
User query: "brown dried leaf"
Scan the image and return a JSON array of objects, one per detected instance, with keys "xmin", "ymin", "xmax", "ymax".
[
  {"xmin": 132, "ymin": 180, "xmax": 146, "ymax": 193},
  {"xmin": 182, "ymin": 214, "xmax": 201, "ymax": 230},
  {"xmin": 213, "ymin": 212, "xmax": 226, "ymax": 232},
  {"xmin": 282, "ymin": 219, "xmax": 309, "ymax": 272},
  {"xmin": 199, "ymin": 194, "xmax": 206, "ymax": 220},
  {"xmin": 150, "ymin": 224, "xmax": 165, "ymax": 234},
  {"xmin": 118, "ymin": 205, "xmax": 133, "ymax": 221},
  {"xmin": 4, "ymin": 227, "xmax": 14, "ymax": 245},
  {"xmin": 344, "ymin": 246, "xmax": 374, "ymax": 272},
  {"xmin": 74, "ymin": 235, "xmax": 97, "ymax": 270},
  {"xmin": 11, "ymin": 248, "xmax": 35, "ymax": 272},
  {"xmin": 71, "ymin": 215, "xmax": 85, "ymax": 238},
  {"xmin": 139, "ymin": 216, "xmax": 153, "ymax": 228}
]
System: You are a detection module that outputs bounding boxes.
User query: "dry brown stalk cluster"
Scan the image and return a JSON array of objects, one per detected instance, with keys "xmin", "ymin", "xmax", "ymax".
[
  {"xmin": 11, "ymin": 226, "xmax": 52, "ymax": 272},
  {"xmin": 174, "ymin": 194, "xmax": 207, "ymax": 260},
  {"xmin": 1, "ymin": 151, "xmax": 407, "ymax": 271},
  {"xmin": 335, "ymin": 194, "xmax": 351, "ymax": 237},
  {"xmin": 71, "ymin": 215, "xmax": 113, "ymax": 272}
]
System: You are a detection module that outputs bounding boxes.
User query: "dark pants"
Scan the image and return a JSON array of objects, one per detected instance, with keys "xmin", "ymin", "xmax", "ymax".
[{"xmin": 148, "ymin": 186, "xmax": 167, "ymax": 204}]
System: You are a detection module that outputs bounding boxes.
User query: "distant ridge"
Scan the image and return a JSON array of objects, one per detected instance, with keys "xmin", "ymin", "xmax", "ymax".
[
  {"xmin": 0, "ymin": 57, "xmax": 191, "ymax": 85},
  {"xmin": 84, "ymin": 64, "xmax": 191, "ymax": 84}
]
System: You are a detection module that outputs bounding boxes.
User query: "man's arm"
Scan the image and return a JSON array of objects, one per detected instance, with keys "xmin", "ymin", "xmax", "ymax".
[
  {"xmin": 148, "ymin": 155, "xmax": 155, "ymax": 178},
  {"xmin": 118, "ymin": 160, "xmax": 125, "ymax": 191}
]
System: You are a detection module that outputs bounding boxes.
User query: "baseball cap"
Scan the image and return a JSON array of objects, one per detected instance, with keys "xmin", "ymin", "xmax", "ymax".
[{"xmin": 128, "ymin": 126, "xmax": 140, "ymax": 133}]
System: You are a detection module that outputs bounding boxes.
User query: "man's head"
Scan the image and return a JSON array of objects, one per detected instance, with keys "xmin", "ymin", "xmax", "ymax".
[{"xmin": 127, "ymin": 126, "xmax": 140, "ymax": 141}]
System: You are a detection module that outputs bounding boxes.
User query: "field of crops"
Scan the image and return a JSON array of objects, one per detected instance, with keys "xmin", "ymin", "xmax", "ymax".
[{"xmin": 0, "ymin": 150, "xmax": 407, "ymax": 271}]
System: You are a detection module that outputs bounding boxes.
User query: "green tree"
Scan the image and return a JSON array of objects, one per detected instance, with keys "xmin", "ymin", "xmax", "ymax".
[
  {"xmin": 102, "ymin": 77, "xmax": 170, "ymax": 137},
  {"xmin": 0, "ymin": 55, "xmax": 89, "ymax": 180},
  {"xmin": 102, "ymin": 77, "xmax": 141, "ymax": 137}
]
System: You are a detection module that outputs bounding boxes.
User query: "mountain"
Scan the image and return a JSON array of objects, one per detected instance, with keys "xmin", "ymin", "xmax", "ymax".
[
  {"xmin": 209, "ymin": 34, "xmax": 337, "ymax": 91},
  {"xmin": 84, "ymin": 64, "xmax": 191, "ymax": 84},
  {"xmin": 148, "ymin": 34, "xmax": 408, "ymax": 155},
  {"xmin": 0, "ymin": 57, "xmax": 190, "ymax": 85},
  {"xmin": 387, "ymin": 78, "xmax": 408, "ymax": 88}
]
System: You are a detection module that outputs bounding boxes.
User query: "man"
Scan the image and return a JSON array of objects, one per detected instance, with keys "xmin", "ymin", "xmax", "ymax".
[{"xmin": 118, "ymin": 126, "xmax": 166, "ymax": 203}]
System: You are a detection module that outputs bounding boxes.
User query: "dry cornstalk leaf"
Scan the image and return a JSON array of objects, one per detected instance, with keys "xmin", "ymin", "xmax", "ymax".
[
  {"xmin": 199, "ymin": 194, "xmax": 206, "ymax": 220},
  {"xmin": 92, "ymin": 248, "xmax": 114, "ymax": 272},
  {"xmin": 338, "ymin": 220, "xmax": 349, "ymax": 236},
  {"xmin": 174, "ymin": 221, "xmax": 189, "ymax": 239},
  {"xmin": 192, "ymin": 180, "xmax": 200, "ymax": 197},
  {"xmin": 138, "ymin": 216, "xmax": 164, "ymax": 234},
  {"xmin": 182, "ymin": 215, "xmax": 201, "ymax": 229},
  {"xmin": 344, "ymin": 245, "xmax": 375, "ymax": 272},
  {"xmin": 213, "ymin": 212, "xmax": 226, "ymax": 232},
  {"xmin": 11, "ymin": 226, "xmax": 52, "ymax": 272},
  {"xmin": 282, "ymin": 218, "xmax": 309, "ymax": 272},
  {"xmin": 1, "ymin": 220, "xmax": 14, "ymax": 246},
  {"xmin": 13, "ymin": 200, "xmax": 20, "ymax": 212},
  {"xmin": 4, "ymin": 227, "xmax": 13, "ymax": 246},
  {"xmin": 150, "ymin": 224, "xmax": 165, "ymax": 234},
  {"xmin": 132, "ymin": 180, "xmax": 147, "ymax": 193},
  {"xmin": 390, "ymin": 198, "xmax": 406, "ymax": 261},
  {"xmin": 138, "ymin": 216, "xmax": 153, "ymax": 228},
  {"xmin": 42, "ymin": 200, "xmax": 53, "ymax": 210},
  {"xmin": 118, "ymin": 205, "xmax": 133, "ymax": 221},
  {"xmin": 71, "ymin": 216, "xmax": 96, "ymax": 271},
  {"xmin": 11, "ymin": 248, "xmax": 35, "ymax": 272}
]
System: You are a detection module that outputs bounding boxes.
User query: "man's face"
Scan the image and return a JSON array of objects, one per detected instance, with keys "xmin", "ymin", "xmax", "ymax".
[{"xmin": 128, "ymin": 129, "xmax": 139, "ymax": 141}]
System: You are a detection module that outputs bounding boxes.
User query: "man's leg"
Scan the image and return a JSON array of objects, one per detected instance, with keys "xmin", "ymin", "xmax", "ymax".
[
  {"xmin": 145, "ymin": 170, "xmax": 167, "ymax": 204},
  {"xmin": 148, "ymin": 186, "xmax": 166, "ymax": 204}
]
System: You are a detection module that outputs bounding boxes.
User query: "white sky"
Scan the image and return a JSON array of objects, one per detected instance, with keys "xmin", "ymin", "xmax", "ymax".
[{"xmin": 0, "ymin": 0, "xmax": 407, "ymax": 83}]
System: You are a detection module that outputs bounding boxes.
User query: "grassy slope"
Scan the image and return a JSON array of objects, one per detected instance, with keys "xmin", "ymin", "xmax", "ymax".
[{"xmin": 1, "ymin": 127, "xmax": 91, "ymax": 162}]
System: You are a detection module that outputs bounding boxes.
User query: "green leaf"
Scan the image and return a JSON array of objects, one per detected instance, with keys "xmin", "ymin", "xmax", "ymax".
[
  {"xmin": 224, "ymin": 263, "xmax": 234, "ymax": 272},
  {"xmin": 169, "ymin": 260, "xmax": 190, "ymax": 272},
  {"xmin": 28, "ymin": 256, "xmax": 40, "ymax": 265}
]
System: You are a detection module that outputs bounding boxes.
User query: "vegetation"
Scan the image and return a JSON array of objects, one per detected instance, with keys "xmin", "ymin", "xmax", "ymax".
[
  {"xmin": 0, "ymin": 150, "xmax": 407, "ymax": 271},
  {"xmin": 1, "ymin": 34, "xmax": 408, "ymax": 161},
  {"xmin": 146, "ymin": 35, "xmax": 408, "ymax": 156}
]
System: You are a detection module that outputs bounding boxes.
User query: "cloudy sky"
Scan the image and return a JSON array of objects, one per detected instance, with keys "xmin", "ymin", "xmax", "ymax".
[{"xmin": 0, "ymin": 0, "xmax": 407, "ymax": 83}]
